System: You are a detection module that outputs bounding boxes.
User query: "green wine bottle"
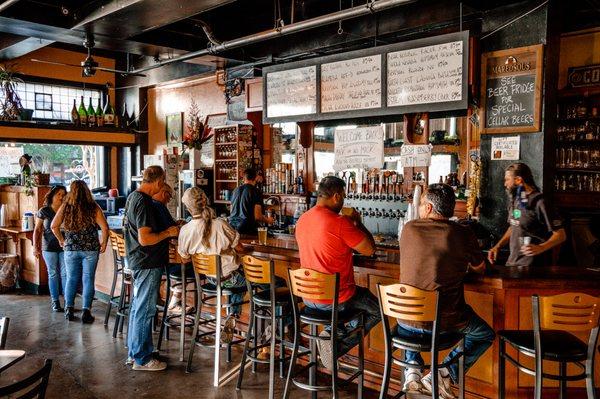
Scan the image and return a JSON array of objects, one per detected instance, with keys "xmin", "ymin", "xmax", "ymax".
[
  {"xmin": 78, "ymin": 96, "xmax": 87, "ymax": 126},
  {"xmin": 95, "ymin": 98, "xmax": 104, "ymax": 127},
  {"xmin": 87, "ymin": 97, "xmax": 96, "ymax": 127},
  {"xmin": 103, "ymin": 93, "xmax": 115, "ymax": 125}
]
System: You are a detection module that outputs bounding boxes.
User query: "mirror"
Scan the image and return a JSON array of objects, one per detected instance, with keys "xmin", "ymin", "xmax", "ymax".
[{"xmin": 272, "ymin": 122, "xmax": 299, "ymax": 172}]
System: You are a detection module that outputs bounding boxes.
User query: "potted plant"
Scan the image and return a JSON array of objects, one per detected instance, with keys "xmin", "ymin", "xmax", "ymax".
[
  {"xmin": 182, "ymin": 98, "xmax": 213, "ymax": 151},
  {"xmin": 0, "ymin": 63, "xmax": 33, "ymax": 121}
]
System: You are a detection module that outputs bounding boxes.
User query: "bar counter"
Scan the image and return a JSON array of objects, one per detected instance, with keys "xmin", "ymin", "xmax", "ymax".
[{"xmin": 239, "ymin": 235, "xmax": 600, "ymax": 399}]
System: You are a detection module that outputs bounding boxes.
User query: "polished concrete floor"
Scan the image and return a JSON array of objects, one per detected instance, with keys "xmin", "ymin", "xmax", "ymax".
[{"xmin": 0, "ymin": 293, "xmax": 386, "ymax": 399}]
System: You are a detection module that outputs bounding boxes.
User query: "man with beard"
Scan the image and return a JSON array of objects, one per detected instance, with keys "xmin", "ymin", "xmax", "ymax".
[{"xmin": 488, "ymin": 162, "xmax": 566, "ymax": 267}]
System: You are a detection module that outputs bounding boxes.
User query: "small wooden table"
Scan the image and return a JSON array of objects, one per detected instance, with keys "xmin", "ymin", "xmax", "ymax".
[{"xmin": 0, "ymin": 350, "xmax": 26, "ymax": 373}]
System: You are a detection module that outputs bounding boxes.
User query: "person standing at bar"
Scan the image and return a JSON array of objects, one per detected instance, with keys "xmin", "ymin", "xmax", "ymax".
[
  {"xmin": 398, "ymin": 183, "xmax": 495, "ymax": 399},
  {"xmin": 33, "ymin": 185, "xmax": 67, "ymax": 312},
  {"xmin": 124, "ymin": 166, "xmax": 179, "ymax": 371},
  {"xmin": 229, "ymin": 168, "xmax": 273, "ymax": 234},
  {"xmin": 488, "ymin": 162, "xmax": 566, "ymax": 267},
  {"xmin": 295, "ymin": 175, "xmax": 381, "ymax": 370},
  {"xmin": 51, "ymin": 180, "xmax": 109, "ymax": 323}
]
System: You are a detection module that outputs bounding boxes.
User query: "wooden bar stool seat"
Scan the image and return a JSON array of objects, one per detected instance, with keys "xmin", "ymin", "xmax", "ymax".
[
  {"xmin": 283, "ymin": 268, "xmax": 366, "ymax": 399},
  {"xmin": 498, "ymin": 292, "xmax": 600, "ymax": 399},
  {"xmin": 377, "ymin": 283, "xmax": 465, "ymax": 399},
  {"xmin": 236, "ymin": 255, "xmax": 292, "ymax": 399}
]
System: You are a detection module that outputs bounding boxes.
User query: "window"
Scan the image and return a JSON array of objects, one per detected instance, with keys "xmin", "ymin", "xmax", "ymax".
[
  {"xmin": 1, "ymin": 81, "xmax": 103, "ymax": 121},
  {"xmin": 0, "ymin": 142, "xmax": 106, "ymax": 189}
]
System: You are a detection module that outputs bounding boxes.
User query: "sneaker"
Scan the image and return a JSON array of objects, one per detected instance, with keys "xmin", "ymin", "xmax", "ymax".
[
  {"xmin": 221, "ymin": 315, "xmax": 236, "ymax": 344},
  {"xmin": 51, "ymin": 300, "xmax": 64, "ymax": 312},
  {"xmin": 132, "ymin": 359, "xmax": 167, "ymax": 372},
  {"xmin": 421, "ymin": 370, "xmax": 457, "ymax": 399},
  {"xmin": 125, "ymin": 357, "xmax": 134, "ymax": 366},
  {"xmin": 316, "ymin": 330, "xmax": 334, "ymax": 370},
  {"xmin": 81, "ymin": 309, "xmax": 95, "ymax": 324},
  {"xmin": 403, "ymin": 361, "xmax": 423, "ymax": 393},
  {"xmin": 65, "ymin": 307, "xmax": 75, "ymax": 321}
]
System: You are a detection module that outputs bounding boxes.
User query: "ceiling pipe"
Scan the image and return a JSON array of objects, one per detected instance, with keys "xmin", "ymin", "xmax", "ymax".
[
  {"xmin": 130, "ymin": 0, "xmax": 416, "ymax": 74},
  {"xmin": 0, "ymin": 0, "xmax": 21, "ymax": 13}
]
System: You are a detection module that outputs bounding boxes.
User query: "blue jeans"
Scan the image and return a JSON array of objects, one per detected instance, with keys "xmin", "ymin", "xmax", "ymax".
[
  {"xmin": 207, "ymin": 270, "xmax": 247, "ymax": 316},
  {"xmin": 64, "ymin": 250, "xmax": 99, "ymax": 309},
  {"xmin": 396, "ymin": 310, "xmax": 496, "ymax": 383},
  {"xmin": 127, "ymin": 267, "xmax": 162, "ymax": 366},
  {"xmin": 304, "ymin": 286, "xmax": 382, "ymax": 357},
  {"xmin": 42, "ymin": 251, "xmax": 66, "ymax": 301}
]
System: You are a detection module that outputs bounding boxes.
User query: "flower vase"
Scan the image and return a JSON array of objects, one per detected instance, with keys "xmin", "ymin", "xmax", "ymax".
[{"xmin": 189, "ymin": 147, "xmax": 203, "ymax": 170}]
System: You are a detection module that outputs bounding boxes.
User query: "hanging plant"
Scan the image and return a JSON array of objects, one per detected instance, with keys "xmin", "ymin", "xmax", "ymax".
[
  {"xmin": 0, "ymin": 63, "xmax": 24, "ymax": 121},
  {"xmin": 182, "ymin": 98, "xmax": 213, "ymax": 151}
]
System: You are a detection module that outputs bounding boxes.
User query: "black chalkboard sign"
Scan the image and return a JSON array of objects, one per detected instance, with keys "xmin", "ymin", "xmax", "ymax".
[{"xmin": 481, "ymin": 45, "xmax": 543, "ymax": 134}]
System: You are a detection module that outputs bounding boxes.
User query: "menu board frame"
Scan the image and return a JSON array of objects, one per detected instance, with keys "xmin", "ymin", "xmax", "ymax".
[
  {"xmin": 480, "ymin": 44, "xmax": 543, "ymax": 134},
  {"xmin": 262, "ymin": 31, "xmax": 469, "ymax": 124}
]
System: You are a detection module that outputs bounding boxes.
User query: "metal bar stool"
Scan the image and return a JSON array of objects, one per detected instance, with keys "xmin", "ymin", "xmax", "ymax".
[
  {"xmin": 377, "ymin": 283, "xmax": 465, "ymax": 399},
  {"xmin": 236, "ymin": 255, "xmax": 291, "ymax": 399},
  {"xmin": 157, "ymin": 241, "xmax": 197, "ymax": 361},
  {"xmin": 283, "ymin": 268, "xmax": 365, "ymax": 399},
  {"xmin": 185, "ymin": 253, "xmax": 247, "ymax": 387},
  {"xmin": 498, "ymin": 292, "xmax": 600, "ymax": 399},
  {"xmin": 108, "ymin": 232, "xmax": 133, "ymax": 344},
  {"xmin": 104, "ymin": 230, "xmax": 126, "ymax": 326}
]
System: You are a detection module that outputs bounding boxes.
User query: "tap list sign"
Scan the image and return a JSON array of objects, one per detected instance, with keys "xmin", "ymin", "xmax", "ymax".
[{"xmin": 333, "ymin": 126, "xmax": 384, "ymax": 171}]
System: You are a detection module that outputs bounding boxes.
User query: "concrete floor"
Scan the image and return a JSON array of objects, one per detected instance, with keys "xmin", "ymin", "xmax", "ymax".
[{"xmin": 0, "ymin": 294, "xmax": 386, "ymax": 399}]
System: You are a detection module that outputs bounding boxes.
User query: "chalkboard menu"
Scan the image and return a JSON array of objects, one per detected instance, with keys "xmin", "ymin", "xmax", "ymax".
[
  {"xmin": 321, "ymin": 55, "xmax": 382, "ymax": 113},
  {"xmin": 388, "ymin": 41, "xmax": 463, "ymax": 107},
  {"xmin": 266, "ymin": 66, "xmax": 317, "ymax": 118},
  {"xmin": 262, "ymin": 31, "xmax": 469, "ymax": 124},
  {"xmin": 481, "ymin": 45, "xmax": 543, "ymax": 134}
]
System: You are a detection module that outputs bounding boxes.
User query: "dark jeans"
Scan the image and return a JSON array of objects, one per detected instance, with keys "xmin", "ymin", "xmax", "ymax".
[
  {"xmin": 304, "ymin": 286, "xmax": 381, "ymax": 357},
  {"xmin": 396, "ymin": 310, "xmax": 496, "ymax": 383}
]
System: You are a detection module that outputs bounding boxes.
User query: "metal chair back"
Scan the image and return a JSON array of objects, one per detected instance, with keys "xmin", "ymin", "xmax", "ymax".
[
  {"xmin": 0, "ymin": 359, "xmax": 52, "ymax": 398},
  {"xmin": 0, "ymin": 317, "xmax": 9, "ymax": 349}
]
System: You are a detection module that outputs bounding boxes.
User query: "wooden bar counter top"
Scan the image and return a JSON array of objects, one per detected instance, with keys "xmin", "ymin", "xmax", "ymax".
[{"xmin": 239, "ymin": 235, "xmax": 600, "ymax": 399}]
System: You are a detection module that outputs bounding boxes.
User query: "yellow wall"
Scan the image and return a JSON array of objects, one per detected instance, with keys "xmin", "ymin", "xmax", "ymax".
[
  {"xmin": 147, "ymin": 74, "xmax": 227, "ymax": 155},
  {"xmin": 558, "ymin": 30, "xmax": 600, "ymax": 89}
]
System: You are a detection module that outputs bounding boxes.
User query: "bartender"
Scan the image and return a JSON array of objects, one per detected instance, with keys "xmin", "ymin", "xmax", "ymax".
[
  {"xmin": 228, "ymin": 168, "xmax": 274, "ymax": 234},
  {"xmin": 488, "ymin": 163, "xmax": 566, "ymax": 267}
]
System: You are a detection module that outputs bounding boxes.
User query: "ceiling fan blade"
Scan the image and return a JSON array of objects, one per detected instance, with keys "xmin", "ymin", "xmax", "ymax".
[
  {"xmin": 30, "ymin": 59, "xmax": 81, "ymax": 68},
  {"xmin": 95, "ymin": 66, "xmax": 146, "ymax": 77}
]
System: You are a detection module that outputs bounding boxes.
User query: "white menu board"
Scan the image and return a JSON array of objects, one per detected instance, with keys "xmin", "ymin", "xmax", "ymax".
[
  {"xmin": 266, "ymin": 66, "xmax": 317, "ymax": 118},
  {"xmin": 387, "ymin": 41, "xmax": 463, "ymax": 107},
  {"xmin": 333, "ymin": 126, "xmax": 384, "ymax": 171},
  {"xmin": 321, "ymin": 55, "xmax": 382, "ymax": 113}
]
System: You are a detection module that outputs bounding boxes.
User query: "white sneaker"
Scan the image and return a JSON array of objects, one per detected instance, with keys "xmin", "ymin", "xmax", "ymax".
[
  {"xmin": 421, "ymin": 370, "xmax": 456, "ymax": 399},
  {"xmin": 316, "ymin": 330, "xmax": 334, "ymax": 370},
  {"xmin": 132, "ymin": 359, "xmax": 167, "ymax": 372},
  {"xmin": 125, "ymin": 357, "xmax": 134, "ymax": 366},
  {"xmin": 403, "ymin": 361, "xmax": 423, "ymax": 393}
]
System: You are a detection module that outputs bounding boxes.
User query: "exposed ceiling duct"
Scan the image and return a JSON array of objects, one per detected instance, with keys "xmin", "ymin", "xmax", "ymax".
[
  {"xmin": 130, "ymin": 0, "xmax": 417, "ymax": 74},
  {"xmin": 0, "ymin": 0, "xmax": 20, "ymax": 13}
]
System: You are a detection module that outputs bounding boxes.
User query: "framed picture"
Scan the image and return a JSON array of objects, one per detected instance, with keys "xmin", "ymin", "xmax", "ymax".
[
  {"xmin": 166, "ymin": 112, "xmax": 183, "ymax": 146},
  {"xmin": 206, "ymin": 113, "xmax": 227, "ymax": 128}
]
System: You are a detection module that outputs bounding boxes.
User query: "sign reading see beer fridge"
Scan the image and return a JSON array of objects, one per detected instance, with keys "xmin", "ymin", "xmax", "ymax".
[{"xmin": 481, "ymin": 44, "xmax": 543, "ymax": 134}]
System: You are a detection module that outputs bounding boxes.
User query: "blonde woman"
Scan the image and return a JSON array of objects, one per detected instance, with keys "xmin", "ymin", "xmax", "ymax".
[{"xmin": 51, "ymin": 180, "xmax": 108, "ymax": 323}]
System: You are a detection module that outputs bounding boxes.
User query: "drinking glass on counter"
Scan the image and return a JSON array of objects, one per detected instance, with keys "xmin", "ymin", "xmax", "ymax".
[{"xmin": 257, "ymin": 227, "xmax": 268, "ymax": 245}]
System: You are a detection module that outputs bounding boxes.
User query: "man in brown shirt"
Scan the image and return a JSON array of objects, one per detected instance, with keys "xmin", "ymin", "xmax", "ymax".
[{"xmin": 398, "ymin": 184, "xmax": 495, "ymax": 398}]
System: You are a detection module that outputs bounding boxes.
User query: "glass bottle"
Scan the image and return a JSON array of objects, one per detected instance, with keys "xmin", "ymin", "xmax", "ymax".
[
  {"xmin": 78, "ymin": 96, "xmax": 87, "ymax": 126},
  {"xmin": 71, "ymin": 99, "xmax": 79, "ymax": 125},
  {"xmin": 121, "ymin": 102, "xmax": 129, "ymax": 129},
  {"xmin": 87, "ymin": 97, "xmax": 96, "ymax": 127},
  {"xmin": 103, "ymin": 94, "xmax": 115, "ymax": 126},
  {"xmin": 95, "ymin": 98, "xmax": 104, "ymax": 127}
]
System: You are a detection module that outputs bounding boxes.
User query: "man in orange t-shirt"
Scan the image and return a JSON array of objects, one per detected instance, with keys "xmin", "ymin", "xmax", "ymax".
[{"xmin": 295, "ymin": 176, "xmax": 380, "ymax": 369}]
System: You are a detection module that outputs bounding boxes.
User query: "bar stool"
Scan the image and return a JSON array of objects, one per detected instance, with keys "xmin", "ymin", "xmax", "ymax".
[
  {"xmin": 108, "ymin": 232, "xmax": 133, "ymax": 343},
  {"xmin": 236, "ymin": 255, "xmax": 291, "ymax": 399},
  {"xmin": 185, "ymin": 253, "xmax": 247, "ymax": 387},
  {"xmin": 377, "ymin": 283, "xmax": 465, "ymax": 399},
  {"xmin": 156, "ymin": 241, "xmax": 197, "ymax": 361},
  {"xmin": 283, "ymin": 268, "xmax": 365, "ymax": 399},
  {"xmin": 104, "ymin": 230, "xmax": 126, "ymax": 326},
  {"xmin": 498, "ymin": 292, "xmax": 600, "ymax": 399}
]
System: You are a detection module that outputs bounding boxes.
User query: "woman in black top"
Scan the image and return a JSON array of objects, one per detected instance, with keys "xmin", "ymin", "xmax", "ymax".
[{"xmin": 33, "ymin": 185, "xmax": 67, "ymax": 312}]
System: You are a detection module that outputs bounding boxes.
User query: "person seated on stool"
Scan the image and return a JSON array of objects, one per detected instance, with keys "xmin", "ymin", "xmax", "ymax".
[
  {"xmin": 295, "ymin": 175, "xmax": 381, "ymax": 370},
  {"xmin": 152, "ymin": 183, "xmax": 191, "ymax": 315},
  {"xmin": 398, "ymin": 183, "xmax": 495, "ymax": 399}
]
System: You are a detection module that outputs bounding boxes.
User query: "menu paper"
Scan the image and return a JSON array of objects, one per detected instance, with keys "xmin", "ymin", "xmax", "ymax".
[
  {"xmin": 321, "ymin": 55, "xmax": 382, "ymax": 113},
  {"xmin": 491, "ymin": 136, "xmax": 520, "ymax": 160},
  {"xmin": 266, "ymin": 66, "xmax": 317, "ymax": 118},
  {"xmin": 400, "ymin": 144, "xmax": 432, "ymax": 167},
  {"xmin": 333, "ymin": 126, "xmax": 384, "ymax": 171},
  {"xmin": 387, "ymin": 41, "xmax": 463, "ymax": 106}
]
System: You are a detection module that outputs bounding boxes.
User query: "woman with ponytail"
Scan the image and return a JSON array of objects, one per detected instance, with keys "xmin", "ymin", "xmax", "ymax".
[{"xmin": 488, "ymin": 162, "xmax": 566, "ymax": 267}]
